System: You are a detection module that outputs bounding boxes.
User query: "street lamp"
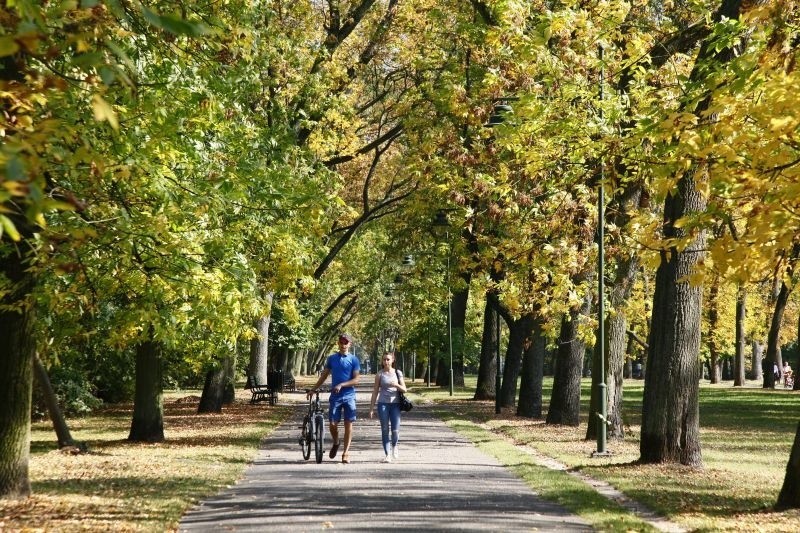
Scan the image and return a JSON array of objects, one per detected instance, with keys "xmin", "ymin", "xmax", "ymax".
[
  {"xmin": 485, "ymin": 102, "xmax": 511, "ymax": 414},
  {"xmin": 593, "ymin": 45, "xmax": 610, "ymax": 457},
  {"xmin": 432, "ymin": 209, "xmax": 454, "ymax": 396}
]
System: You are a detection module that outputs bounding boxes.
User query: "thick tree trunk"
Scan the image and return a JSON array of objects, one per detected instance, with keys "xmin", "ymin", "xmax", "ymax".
[
  {"xmin": 248, "ymin": 294, "xmax": 273, "ymax": 384},
  {"xmin": 517, "ymin": 317, "xmax": 545, "ymax": 418},
  {"xmin": 33, "ymin": 354, "xmax": 80, "ymax": 449},
  {"xmin": 776, "ymin": 420, "xmax": 800, "ymax": 509},
  {"xmin": 639, "ymin": 0, "xmax": 754, "ymax": 465},
  {"xmin": 198, "ymin": 366, "xmax": 226, "ymax": 413},
  {"xmin": 128, "ymin": 334, "xmax": 164, "ymax": 442},
  {"xmin": 547, "ymin": 308, "xmax": 586, "ymax": 427},
  {"xmin": 733, "ymin": 285, "xmax": 747, "ymax": 386},
  {"xmin": 474, "ymin": 294, "xmax": 499, "ymax": 400},
  {"xmin": 640, "ymin": 169, "xmax": 705, "ymax": 465},
  {"xmin": 0, "ymin": 241, "xmax": 36, "ymax": 499}
]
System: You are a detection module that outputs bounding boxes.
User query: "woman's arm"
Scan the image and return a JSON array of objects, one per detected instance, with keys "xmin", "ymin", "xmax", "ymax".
[{"xmin": 369, "ymin": 373, "xmax": 380, "ymax": 417}]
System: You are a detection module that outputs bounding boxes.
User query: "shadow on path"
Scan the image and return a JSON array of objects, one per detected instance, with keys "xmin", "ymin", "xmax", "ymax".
[{"xmin": 179, "ymin": 389, "xmax": 591, "ymax": 532}]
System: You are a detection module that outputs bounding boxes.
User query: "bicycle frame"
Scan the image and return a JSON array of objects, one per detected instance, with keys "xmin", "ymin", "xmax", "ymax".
[{"xmin": 300, "ymin": 390, "xmax": 326, "ymax": 463}]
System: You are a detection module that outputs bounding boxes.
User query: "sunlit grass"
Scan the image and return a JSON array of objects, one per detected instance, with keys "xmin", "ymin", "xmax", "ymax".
[
  {"xmin": 411, "ymin": 376, "xmax": 800, "ymax": 531},
  {"xmin": 1, "ymin": 390, "xmax": 291, "ymax": 532}
]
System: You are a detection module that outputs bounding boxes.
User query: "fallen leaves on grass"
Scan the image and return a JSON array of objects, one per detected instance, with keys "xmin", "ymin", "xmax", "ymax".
[{"xmin": 0, "ymin": 393, "xmax": 290, "ymax": 532}]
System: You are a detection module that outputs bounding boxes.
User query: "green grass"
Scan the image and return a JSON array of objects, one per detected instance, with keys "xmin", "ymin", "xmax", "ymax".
[{"xmin": 411, "ymin": 377, "xmax": 800, "ymax": 532}]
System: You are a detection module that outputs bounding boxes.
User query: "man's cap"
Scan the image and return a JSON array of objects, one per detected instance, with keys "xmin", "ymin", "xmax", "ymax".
[{"xmin": 338, "ymin": 334, "xmax": 352, "ymax": 344}]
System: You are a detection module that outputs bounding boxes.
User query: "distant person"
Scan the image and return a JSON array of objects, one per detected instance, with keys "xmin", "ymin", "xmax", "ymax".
[
  {"xmin": 774, "ymin": 362, "xmax": 781, "ymax": 382},
  {"xmin": 308, "ymin": 334, "xmax": 361, "ymax": 464},
  {"xmin": 783, "ymin": 361, "xmax": 793, "ymax": 383},
  {"xmin": 633, "ymin": 362, "xmax": 643, "ymax": 379},
  {"xmin": 369, "ymin": 351, "xmax": 407, "ymax": 463}
]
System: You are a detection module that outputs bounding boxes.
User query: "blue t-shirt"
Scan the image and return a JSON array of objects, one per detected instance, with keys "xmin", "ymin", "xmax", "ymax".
[{"xmin": 326, "ymin": 352, "xmax": 360, "ymax": 399}]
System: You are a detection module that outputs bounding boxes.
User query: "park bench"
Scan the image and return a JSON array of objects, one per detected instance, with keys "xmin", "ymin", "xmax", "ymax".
[{"xmin": 245, "ymin": 375, "xmax": 277, "ymax": 406}]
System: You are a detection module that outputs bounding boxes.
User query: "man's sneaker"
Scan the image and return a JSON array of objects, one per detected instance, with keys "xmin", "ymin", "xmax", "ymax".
[
  {"xmin": 382, "ymin": 454, "xmax": 392, "ymax": 463},
  {"xmin": 392, "ymin": 446, "xmax": 399, "ymax": 459}
]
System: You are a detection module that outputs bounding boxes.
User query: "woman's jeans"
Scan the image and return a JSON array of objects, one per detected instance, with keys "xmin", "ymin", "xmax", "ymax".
[{"xmin": 377, "ymin": 402, "xmax": 401, "ymax": 455}]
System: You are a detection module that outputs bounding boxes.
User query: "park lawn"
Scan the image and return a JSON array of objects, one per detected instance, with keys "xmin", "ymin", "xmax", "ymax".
[
  {"xmin": 413, "ymin": 377, "xmax": 800, "ymax": 532},
  {"xmin": 0, "ymin": 391, "xmax": 291, "ymax": 532}
]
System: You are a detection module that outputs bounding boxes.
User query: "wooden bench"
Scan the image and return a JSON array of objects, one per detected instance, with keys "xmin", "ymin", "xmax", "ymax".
[{"xmin": 245, "ymin": 375, "xmax": 277, "ymax": 405}]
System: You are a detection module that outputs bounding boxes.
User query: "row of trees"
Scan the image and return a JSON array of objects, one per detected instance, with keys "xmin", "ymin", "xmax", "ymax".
[{"xmin": 2, "ymin": 0, "xmax": 799, "ymax": 507}]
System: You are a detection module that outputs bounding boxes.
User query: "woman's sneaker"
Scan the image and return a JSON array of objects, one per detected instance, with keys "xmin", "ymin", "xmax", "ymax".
[
  {"xmin": 382, "ymin": 454, "xmax": 392, "ymax": 463},
  {"xmin": 392, "ymin": 446, "xmax": 399, "ymax": 459}
]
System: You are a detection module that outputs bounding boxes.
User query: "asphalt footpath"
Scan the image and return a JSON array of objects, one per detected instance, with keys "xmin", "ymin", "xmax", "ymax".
[{"xmin": 179, "ymin": 386, "xmax": 592, "ymax": 532}]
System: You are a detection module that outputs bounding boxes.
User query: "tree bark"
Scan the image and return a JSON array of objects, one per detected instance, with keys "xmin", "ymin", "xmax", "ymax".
[
  {"xmin": 708, "ymin": 276, "xmax": 722, "ymax": 384},
  {"xmin": 248, "ymin": 292, "xmax": 273, "ymax": 384},
  {"xmin": 776, "ymin": 420, "xmax": 800, "ymax": 509},
  {"xmin": 764, "ymin": 281, "xmax": 791, "ymax": 388},
  {"xmin": 450, "ymin": 271, "xmax": 472, "ymax": 387},
  {"xmin": 752, "ymin": 340, "xmax": 764, "ymax": 381},
  {"xmin": 128, "ymin": 332, "xmax": 164, "ymax": 442},
  {"xmin": 547, "ymin": 307, "xmax": 587, "ymax": 427},
  {"xmin": 640, "ymin": 0, "xmax": 752, "ymax": 466},
  {"xmin": 517, "ymin": 317, "xmax": 545, "ymax": 418},
  {"xmin": 499, "ymin": 313, "xmax": 534, "ymax": 409},
  {"xmin": 640, "ymin": 166, "xmax": 705, "ymax": 466},
  {"xmin": 733, "ymin": 285, "xmax": 747, "ymax": 386},
  {"xmin": 474, "ymin": 294, "xmax": 499, "ymax": 400},
  {"xmin": 0, "ymin": 240, "xmax": 36, "ymax": 499},
  {"xmin": 33, "ymin": 354, "xmax": 80, "ymax": 449},
  {"xmin": 198, "ymin": 355, "xmax": 235, "ymax": 413}
]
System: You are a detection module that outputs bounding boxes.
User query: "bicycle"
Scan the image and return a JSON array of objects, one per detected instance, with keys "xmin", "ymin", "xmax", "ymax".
[{"xmin": 299, "ymin": 389, "xmax": 326, "ymax": 463}]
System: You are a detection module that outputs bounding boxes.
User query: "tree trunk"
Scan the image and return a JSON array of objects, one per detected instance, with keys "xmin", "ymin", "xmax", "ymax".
[
  {"xmin": 776, "ymin": 420, "xmax": 800, "ymax": 509},
  {"xmin": 248, "ymin": 293, "xmax": 273, "ymax": 384},
  {"xmin": 547, "ymin": 308, "xmax": 586, "ymax": 427},
  {"xmin": 640, "ymin": 172, "xmax": 705, "ymax": 465},
  {"xmin": 708, "ymin": 276, "xmax": 722, "ymax": 384},
  {"xmin": 33, "ymin": 354, "xmax": 80, "ymax": 449},
  {"xmin": 587, "ymin": 252, "xmax": 639, "ymax": 441},
  {"xmin": 499, "ymin": 313, "xmax": 531, "ymax": 409},
  {"xmin": 0, "ymin": 241, "xmax": 36, "ymax": 499},
  {"xmin": 474, "ymin": 294, "xmax": 499, "ymax": 400},
  {"xmin": 764, "ymin": 281, "xmax": 791, "ymax": 388},
  {"xmin": 198, "ymin": 354, "xmax": 235, "ymax": 413},
  {"xmin": 639, "ymin": 0, "xmax": 755, "ymax": 465},
  {"xmin": 517, "ymin": 317, "xmax": 545, "ymax": 418},
  {"xmin": 733, "ymin": 285, "xmax": 747, "ymax": 386},
  {"xmin": 128, "ymin": 333, "xmax": 164, "ymax": 442},
  {"xmin": 450, "ymin": 271, "xmax": 472, "ymax": 387},
  {"xmin": 752, "ymin": 340, "xmax": 764, "ymax": 381}
]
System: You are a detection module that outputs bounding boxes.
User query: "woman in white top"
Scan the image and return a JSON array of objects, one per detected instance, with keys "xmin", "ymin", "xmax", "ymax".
[{"xmin": 369, "ymin": 352, "xmax": 407, "ymax": 462}]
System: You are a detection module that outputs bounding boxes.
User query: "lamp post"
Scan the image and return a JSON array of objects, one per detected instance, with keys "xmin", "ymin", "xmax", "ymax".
[
  {"xmin": 432, "ymin": 209, "xmax": 454, "ymax": 396},
  {"xmin": 485, "ymin": 100, "xmax": 513, "ymax": 414},
  {"xmin": 594, "ymin": 45, "xmax": 609, "ymax": 456}
]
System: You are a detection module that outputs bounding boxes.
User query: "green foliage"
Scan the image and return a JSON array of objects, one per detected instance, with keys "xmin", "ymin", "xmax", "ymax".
[{"xmin": 32, "ymin": 365, "xmax": 103, "ymax": 420}]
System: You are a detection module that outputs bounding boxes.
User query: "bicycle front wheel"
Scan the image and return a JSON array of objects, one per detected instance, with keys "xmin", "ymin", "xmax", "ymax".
[
  {"xmin": 301, "ymin": 416, "xmax": 312, "ymax": 460},
  {"xmin": 314, "ymin": 414, "xmax": 325, "ymax": 464}
]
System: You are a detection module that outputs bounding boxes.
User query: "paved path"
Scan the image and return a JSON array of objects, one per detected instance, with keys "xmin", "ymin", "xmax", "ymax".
[{"xmin": 179, "ymin": 389, "xmax": 591, "ymax": 532}]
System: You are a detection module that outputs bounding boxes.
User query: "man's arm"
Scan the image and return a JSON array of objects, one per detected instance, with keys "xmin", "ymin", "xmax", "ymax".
[{"xmin": 309, "ymin": 368, "xmax": 331, "ymax": 396}]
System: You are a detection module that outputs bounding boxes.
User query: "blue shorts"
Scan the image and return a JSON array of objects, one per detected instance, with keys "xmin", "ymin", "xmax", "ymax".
[{"xmin": 329, "ymin": 395, "xmax": 357, "ymax": 423}]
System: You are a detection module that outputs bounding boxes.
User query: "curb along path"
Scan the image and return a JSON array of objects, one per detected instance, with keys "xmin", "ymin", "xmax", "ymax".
[{"xmin": 179, "ymin": 388, "xmax": 591, "ymax": 532}]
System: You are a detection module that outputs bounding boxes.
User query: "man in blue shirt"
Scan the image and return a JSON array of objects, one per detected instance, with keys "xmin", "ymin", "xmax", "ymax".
[{"xmin": 308, "ymin": 334, "xmax": 361, "ymax": 463}]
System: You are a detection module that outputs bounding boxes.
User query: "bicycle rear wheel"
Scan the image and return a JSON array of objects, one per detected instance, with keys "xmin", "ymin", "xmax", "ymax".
[
  {"xmin": 314, "ymin": 414, "xmax": 325, "ymax": 464},
  {"xmin": 301, "ymin": 416, "xmax": 312, "ymax": 460}
]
